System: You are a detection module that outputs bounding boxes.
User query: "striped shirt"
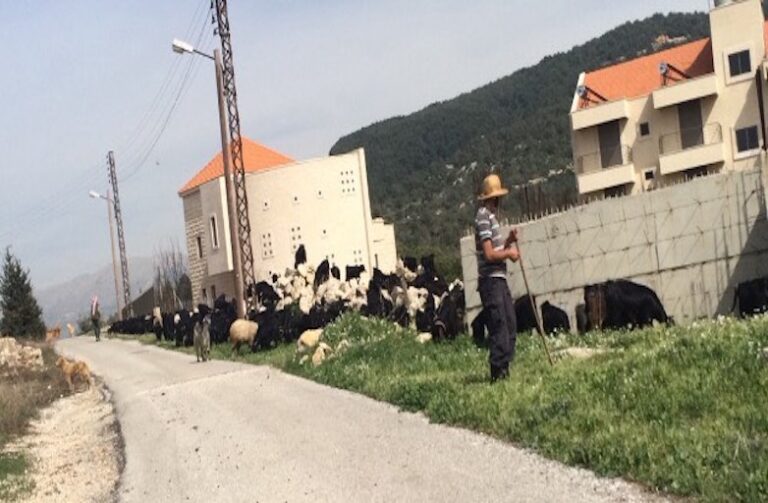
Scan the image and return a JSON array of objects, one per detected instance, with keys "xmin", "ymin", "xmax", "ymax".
[{"xmin": 475, "ymin": 206, "xmax": 507, "ymax": 279}]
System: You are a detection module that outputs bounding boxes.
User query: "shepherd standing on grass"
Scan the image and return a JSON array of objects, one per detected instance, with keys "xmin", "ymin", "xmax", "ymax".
[
  {"xmin": 475, "ymin": 174, "xmax": 519, "ymax": 382},
  {"xmin": 90, "ymin": 295, "xmax": 101, "ymax": 342}
]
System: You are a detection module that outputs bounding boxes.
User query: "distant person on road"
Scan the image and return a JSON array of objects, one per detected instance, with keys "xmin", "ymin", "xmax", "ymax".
[
  {"xmin": 475, "ymin": 174, "xmax": 520, "ymax": 382},
  {"xmin": 90, "ymin": 295, "xmax": 101, "ymax": 342}
]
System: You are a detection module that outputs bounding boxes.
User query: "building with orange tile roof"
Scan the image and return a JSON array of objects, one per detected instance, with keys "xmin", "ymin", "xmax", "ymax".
[
  {"xmin": 570, "ymin": 0, "xmax": 768, "ymax": 199},
  {"xmin": 179, "ymin": 139, "xmax": 397, "ymax": 306},
  {"xmin": 178, "ymin": 137, "xmax": 294, "ymax": 195}
]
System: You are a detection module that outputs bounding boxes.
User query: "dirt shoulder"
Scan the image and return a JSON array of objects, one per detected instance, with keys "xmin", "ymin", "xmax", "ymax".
[
  {"xmin": 0, "ymin": 337, "xmax": 123, "ymax": 502},
  {"xmin": 5, "ymin": 382, "xmax": 123, "ymax": 503}
]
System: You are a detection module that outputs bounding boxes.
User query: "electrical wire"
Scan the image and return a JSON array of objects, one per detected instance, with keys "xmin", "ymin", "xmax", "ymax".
[
  {"xmin": 116, "ymin": 0, "xmax": 209, "ymax": 156},
  {"xmin": 0, "ymin": 0, "xmax": 214, "ymax": 244},
  {"xmin": 120, "ymin": 25, "xmax": 214, "ymax": 183},
  {"xmin": 119, "ymin": 3, "xmax": 214, "ymax": 183}
]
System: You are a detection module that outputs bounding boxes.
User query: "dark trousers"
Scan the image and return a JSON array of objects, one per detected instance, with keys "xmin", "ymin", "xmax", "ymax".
[
  {"xmin": 92, "ymin": 318, "xmax": 101, "ymax": 340},
  {"xmin": 478, "ymin": 277, "xmax": 517, "ymax": 378}
]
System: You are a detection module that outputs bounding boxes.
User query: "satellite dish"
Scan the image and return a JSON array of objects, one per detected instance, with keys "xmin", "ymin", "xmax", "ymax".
[
  {"xmin": 659, "ymin": 61, "xmax": 669, "ymax": 76},
  {"xmin": 576, "ymin": 85, "xmax": 588, "ymax": 98}
]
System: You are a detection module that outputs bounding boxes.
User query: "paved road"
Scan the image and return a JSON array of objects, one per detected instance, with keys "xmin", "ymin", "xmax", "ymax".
[{"xmin": 58, "ymin": 336, "xmax": 665, "ymax": 503}]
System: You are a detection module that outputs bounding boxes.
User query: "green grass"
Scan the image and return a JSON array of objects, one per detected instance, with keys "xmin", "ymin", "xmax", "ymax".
[
  {"xmin": 0, "ymin": 452, "xmax": 32, "ymax": 501},
  {"xmin": 137, "ymin": 313, "xmax": 768, "ymax": 501}
]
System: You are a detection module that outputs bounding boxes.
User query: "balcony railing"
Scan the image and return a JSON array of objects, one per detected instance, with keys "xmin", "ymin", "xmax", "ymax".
[
  {"xmin": 576, "ymin": 145, "xmax": 633, "ymax": 175},
  {"xmin": 659, "ymin": 123, "xmax": 722, "ymax": 156}
]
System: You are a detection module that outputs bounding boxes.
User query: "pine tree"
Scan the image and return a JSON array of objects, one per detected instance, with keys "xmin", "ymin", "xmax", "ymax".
[{"xmin": 0, "ymin": 248, "xmax": 46, "ymax": 339}]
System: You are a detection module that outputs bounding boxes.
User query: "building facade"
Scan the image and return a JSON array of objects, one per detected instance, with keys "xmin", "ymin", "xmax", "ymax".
[
  {"xmin": 179, "ymin": 138, "xmax": 397, "ymax": 306},
  {"xmin": 571, "ymin": 0, "xmax": 768, "ymax": 200}
]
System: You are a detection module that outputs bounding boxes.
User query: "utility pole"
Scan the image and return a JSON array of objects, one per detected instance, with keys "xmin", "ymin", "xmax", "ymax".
[
  {"xmin": 107, "ymin": 151, "xmax": 132, "ymax": 317},
  {"xmin": 214, "ymin": 0, "xmax": 257, "ymax": 315},
  {"xmin": 215, "ymin": 48, "xmax": 245, "ymax": 319},
  {"xmin": 106, "ymin": 189, "xmax": 122, "ymax": 320}
]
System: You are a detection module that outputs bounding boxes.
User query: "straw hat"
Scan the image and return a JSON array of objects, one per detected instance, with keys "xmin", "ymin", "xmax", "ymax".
[{"xmin": 477, "ymin": 174, "xmax": 509, "ymax": 201}]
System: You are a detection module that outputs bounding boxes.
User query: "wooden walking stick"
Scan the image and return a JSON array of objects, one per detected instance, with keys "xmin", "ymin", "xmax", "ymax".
[{"xmin": 514, "ymin": 240, "xmax": 554, "ymax": 366}]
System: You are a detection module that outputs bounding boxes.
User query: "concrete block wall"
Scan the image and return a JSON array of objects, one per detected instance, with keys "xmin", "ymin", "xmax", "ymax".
[{"xmin": 461, "ymin": 161, "xmax": 768, "ymax": 328}]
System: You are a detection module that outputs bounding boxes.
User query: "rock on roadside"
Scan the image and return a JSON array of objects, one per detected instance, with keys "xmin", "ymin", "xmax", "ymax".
[
  {"xmin": 0, "ymin": 337, "xmax": 44, "ymax": 376},
  {"xmin": 6, "ymin": 384, "xmax": 123, "ymax": 503}
]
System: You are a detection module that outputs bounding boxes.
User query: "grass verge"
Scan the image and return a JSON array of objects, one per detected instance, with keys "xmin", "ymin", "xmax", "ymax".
[
  {"xmin": 0, "ymin": 343, "xmax": 70, "ymax": 501},
  {"xmin": 129, "ymin": 313, "xmax": 768, "ymax": 501}
]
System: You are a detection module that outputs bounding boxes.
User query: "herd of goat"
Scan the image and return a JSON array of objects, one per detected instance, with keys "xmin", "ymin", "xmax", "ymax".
[
  {"xmin": 108, "ymin": 245, "xmax": 469, "ymax": 350},
  {"xmin": 110, "ymin": 245, "xmax": 768, "ymax": 351}
]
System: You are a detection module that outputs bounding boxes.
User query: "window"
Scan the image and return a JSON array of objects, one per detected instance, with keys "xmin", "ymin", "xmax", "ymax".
[
  {"xmin": 639, "ymin": 122, "xmax": 650, "ymax": 137},
  {"xmin": 209, "ymin": 216, "xmax": 219, "ymax": 249},
  {"xmin": 644, "ymin": 170, "xmax": 655, "ymax": 181},
  {"xmin": 728, "ymin": 50, "xmax": 751, "ymax": 77},
  {"xmin": 736, "ymin": 126, "xmax": 759, "ymax": 153},
  {"xmin": 261, "ymin": 233, "xmax": 274, "ymax": 259},
  {"xmin": 211, "ymin": 285, "xmax": 216, "ymax": 299},
  {"xmin": 196, "ymin": 236, "xmax": 203, "ymax": 259},
  {"xmin": 202, "ymin": 288, "xmax": 207, "ymax": 301},
  {"xmin": 290, "ymin": 226, "xmax": 302, "ymax": 252},
  {"xmin": 340, "ymin": 170, "xmax": 356, "ymax": 194}
]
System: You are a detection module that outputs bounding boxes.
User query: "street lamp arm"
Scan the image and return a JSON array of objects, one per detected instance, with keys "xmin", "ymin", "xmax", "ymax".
[
  {"xmin": 193, "ymin": 49, "xmax": 215, "ymax": 61},
  {"xmin": 88, "ymin": 190, "xmax": 113, "ymax": 203}
]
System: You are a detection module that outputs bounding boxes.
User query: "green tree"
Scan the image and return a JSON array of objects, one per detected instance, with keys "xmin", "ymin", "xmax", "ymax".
[{"xmin": 0, "ymin": 248, "xmax": 45, "ymax": 339}]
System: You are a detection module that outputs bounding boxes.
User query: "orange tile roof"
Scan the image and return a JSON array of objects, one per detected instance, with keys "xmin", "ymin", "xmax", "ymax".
[
  {"xmin": 581, "ymin": 21, "xmax": 768, "ymax": 109},
  {"xmin": 179, "ymin": 137, "xmax": 294, "ymax": 195},
  {"xmin": 580, "ymin": 39, "xmax": 714, "ymax": 108}
]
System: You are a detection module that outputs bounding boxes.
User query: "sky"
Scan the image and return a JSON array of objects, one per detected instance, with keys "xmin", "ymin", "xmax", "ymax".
[{"xmin": 0, "ymin": 0, "xmax": 709, "ymax": 290}]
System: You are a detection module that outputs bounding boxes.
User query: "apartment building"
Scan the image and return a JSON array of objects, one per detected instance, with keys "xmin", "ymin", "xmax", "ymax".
[
  {"xmin": 178, "ymin": 138, "xmax": 397, "ymax": 306},
  {"xmin": 570, "ymin": 0, "xmax": 768, "ymax": 199}
]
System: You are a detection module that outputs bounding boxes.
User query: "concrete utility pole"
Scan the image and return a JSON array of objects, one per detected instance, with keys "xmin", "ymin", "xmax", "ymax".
[
  {"xmin": 215, "ymin": 48, "xmax": 246, "ymax": 319},
  {"xmin": 89, "ymin": 188, "xmax": 122, "ymax": 321},
  {"xmin": 106, "ymin": 189, "xmax": 122, "ymax": 320},
  {"xmin": 107, "ymin": 151, "xmax": 132, "ymax": 317},
  {"xmin": 215, "ymin": 0, "xmax": 257, "ymax": 315}
]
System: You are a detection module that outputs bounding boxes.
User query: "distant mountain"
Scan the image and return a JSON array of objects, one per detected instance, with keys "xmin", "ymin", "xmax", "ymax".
[
  {"xmin": 330, "ymin": 12, "xmax": 711, "ymax": 277},
  {"xmin": 37, "ymin": 257, "xmax": 155, "ymax": 326}
]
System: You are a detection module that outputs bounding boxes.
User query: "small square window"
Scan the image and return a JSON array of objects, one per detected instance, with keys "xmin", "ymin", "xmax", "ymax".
[
  {"xmin": 644, "ymin": 170, "xmax": 655, "ymax": 181},
  {"xmin": 728, "ymin": 50, "xmax": 751, "ymax": 77},
  {"xmin": 736, "ymin": 126, "xmax": 759, "ymax": 152},
  {"xmin": 639, "ymin": 122, "xmax": 650, "ymax": 137}
]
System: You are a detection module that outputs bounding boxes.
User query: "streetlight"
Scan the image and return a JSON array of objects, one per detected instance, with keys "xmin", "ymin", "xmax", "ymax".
[
  {"xmin": 172, "ymin": 38, "xmax": 214, "ymax": 60},
  {"xmin": 172, "ymin": 37, "xmax": 245, "ymax": 318},
  {"xmin": 89, "ymin": 189, "xmax": 123, "ymax": 321}
]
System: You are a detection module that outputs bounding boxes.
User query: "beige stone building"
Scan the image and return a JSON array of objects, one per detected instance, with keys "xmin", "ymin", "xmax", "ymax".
[
  {"xmin": 179, "ymin": 138, "xmax": 397, "ymax": 306},
  {"xmin": 570, "ymin": 0, "xmax": 768, "ymax": 200}
]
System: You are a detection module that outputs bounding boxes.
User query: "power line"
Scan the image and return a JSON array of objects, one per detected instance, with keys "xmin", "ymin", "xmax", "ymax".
[
  {"xmin": 0, "ymin": 0, "xmax": 212, "ymax": 243},
  {"xmin": 0, "ymin": 160, "xmax": 105, "ymax": 242},
  {"xmin": 116, "ymin": 0, "xmax": 209, "ymax": 156},
  {"xmin": 119, "ymin": 5, "xmax": 214, "ymax": 183}
]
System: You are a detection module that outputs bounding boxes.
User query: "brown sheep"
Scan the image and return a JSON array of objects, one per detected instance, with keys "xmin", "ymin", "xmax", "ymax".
[{"xmin": 229, "ymin": 319, "xmax": 259, "ymax": 355}]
